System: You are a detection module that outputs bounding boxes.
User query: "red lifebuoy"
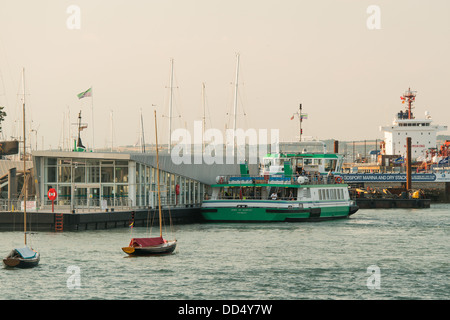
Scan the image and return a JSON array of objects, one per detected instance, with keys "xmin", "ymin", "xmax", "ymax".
[{"xmin": 335, "ymin": 176, "xmax": 342, "ymax": 184}]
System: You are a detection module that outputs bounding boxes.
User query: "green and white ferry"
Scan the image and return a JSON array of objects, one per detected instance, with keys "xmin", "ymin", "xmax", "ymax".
[{"xmin": 201, "ymin": 142, "xmax": 359, "ymax": 222}]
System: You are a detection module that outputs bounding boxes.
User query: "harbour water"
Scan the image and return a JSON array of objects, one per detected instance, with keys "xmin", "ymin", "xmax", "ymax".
[{"xmin": 1, "ymin": 204, "xmax": 449, "ymax": 300}]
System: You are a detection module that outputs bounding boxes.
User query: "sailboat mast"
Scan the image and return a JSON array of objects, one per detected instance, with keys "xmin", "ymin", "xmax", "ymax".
[
  {"xmin": 202, "ymin": 82, "xmax": 206, "ymax": 152},
  {"xmin": 154, "ymin": 110, "xmax": 162, "ymax": 238},
  {"xmin": 168, "ymin": 58, "xmax": 174, "ymax": 154},
  {"xmin": 140, "ymin": 109, "xmax": 146, "ymax": 153},
  {"xmin": 91, "ymin": 85, "xmax": 94, "ymax": 151},
  {"xmin": 299, "ymin": 103, "xmax": 302, "ymax": 142},
  {"xmin": 22, "ymin": 67, "xmax": 27, "ymax": 245},
  {"xmin": 110, "ymin": 111, "xmax": 114, "ymax": 152},
  {"xmin": 67, "ymin": 108, "xmax": 70, "ymax": 151},
  {"xmin": 233, "ymin": 53, "xmax": 240, "ymax": 133}
]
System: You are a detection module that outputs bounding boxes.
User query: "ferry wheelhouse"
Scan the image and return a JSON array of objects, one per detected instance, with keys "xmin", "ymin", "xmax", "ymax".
[{"xmin": 201, "ymin": 142, "xmax": 358, "ymax": 222}]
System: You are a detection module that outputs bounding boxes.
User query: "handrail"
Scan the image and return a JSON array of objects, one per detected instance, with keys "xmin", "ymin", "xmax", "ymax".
[
  {"xmin": 0, "ymin": 197, "xmax": 202, "ymax": 213},
  {"xmin": 216, "ymin": 173, "xmax": 341, "ymax": 185}
]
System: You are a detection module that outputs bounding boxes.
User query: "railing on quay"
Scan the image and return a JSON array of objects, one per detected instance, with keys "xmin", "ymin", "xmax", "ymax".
[{"xmin": 0, "ymin": 197, "xmax": 202, "ymax": 214}]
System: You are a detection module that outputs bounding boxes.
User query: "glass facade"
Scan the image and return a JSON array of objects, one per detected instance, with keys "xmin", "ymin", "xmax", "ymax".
[{"xmin": 41, "ymin": 156, "xmax": 205, "ymax": 209}]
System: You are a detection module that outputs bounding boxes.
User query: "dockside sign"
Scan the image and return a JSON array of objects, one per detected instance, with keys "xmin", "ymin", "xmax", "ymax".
[{"xmin": 341, "ymin": 173, "xmax": 437, "ymax": 182}]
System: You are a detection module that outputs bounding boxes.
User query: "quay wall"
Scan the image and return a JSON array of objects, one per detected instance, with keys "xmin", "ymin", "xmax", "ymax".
[
  {"xmin": 0, "ymin": 207, "xmax": 203, "ymax": 232},
  {"xmin": 358, "ymin": 181, "xmax": 450, "ymax": 202}
]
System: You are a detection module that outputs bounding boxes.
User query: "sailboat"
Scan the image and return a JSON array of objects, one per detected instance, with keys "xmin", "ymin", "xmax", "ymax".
[
  {"xmin": 3, "ymin": 68, "xmax": 40, "ymax": 268},
  {"xmin": 122, "ymin": 110, "xmax": 177, "ymax": 256}
]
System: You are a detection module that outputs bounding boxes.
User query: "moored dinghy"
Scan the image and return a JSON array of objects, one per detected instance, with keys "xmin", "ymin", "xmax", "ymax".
[
  {"xmin": 122, "ymin": 237, "xmax": 177, "ymax": 256},
  {"xmin": 3, "ymin": 246, "xmax": 40, "ymax": 268}
]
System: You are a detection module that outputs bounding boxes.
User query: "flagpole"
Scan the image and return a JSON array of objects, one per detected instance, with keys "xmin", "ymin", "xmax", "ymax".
[{"xmin": 299, "ymin": 103, "xmax": 302, "ymax": 142}]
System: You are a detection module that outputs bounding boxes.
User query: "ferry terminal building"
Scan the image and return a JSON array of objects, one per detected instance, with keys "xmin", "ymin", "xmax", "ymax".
[{"xmin": 32, "ymin": 150, "xmax": 243, "ymax": 212}]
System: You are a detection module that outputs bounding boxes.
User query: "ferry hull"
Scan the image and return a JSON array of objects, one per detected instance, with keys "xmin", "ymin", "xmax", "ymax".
[{"xmin": 201, "ymin": 203, "xmax": 357, "ymax": 222}]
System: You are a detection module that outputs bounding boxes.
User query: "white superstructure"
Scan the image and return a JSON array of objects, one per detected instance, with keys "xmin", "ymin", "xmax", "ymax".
[{"xmin": 380, "ymin": 88, "xmax": 447, "ymax": 161}]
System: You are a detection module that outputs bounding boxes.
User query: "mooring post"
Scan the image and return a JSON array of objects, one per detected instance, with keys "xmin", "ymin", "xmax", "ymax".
[{"xmin": 406, "ymin": 137, "xmax": 412, "ymax": 190}]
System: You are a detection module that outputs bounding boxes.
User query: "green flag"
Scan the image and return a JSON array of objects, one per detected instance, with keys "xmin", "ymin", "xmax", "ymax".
[{"xmin": 77, "ymin": 87, "xmax": 92, "ymax": 99}]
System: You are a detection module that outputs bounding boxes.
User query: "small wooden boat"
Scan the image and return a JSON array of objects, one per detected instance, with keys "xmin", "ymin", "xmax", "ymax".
[
  {"xmin": 122, "ymin": 110, "xmax": 177, "ymax": 256},
  {"xmin": 3, "ymin": 246, "xmax": 40, "ymax": 269},
  {"xmin": 122, "ymin": 237, "xmax": 177, "ymax": 256}
]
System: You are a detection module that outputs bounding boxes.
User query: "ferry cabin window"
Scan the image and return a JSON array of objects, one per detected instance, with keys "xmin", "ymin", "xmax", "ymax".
[
  {"xmin": 335, "ymin": 160, "xmax": 343, "ymax": 173},
  {"xmin": 222, "ymin": 187, "xmax": 238, "ymax": 199},
  {"xmin": 298, "ymin": 188, "xmax": 309, "ymax": 199},
  {"xmin": 324, "ymin": 159, "xmax": 337, "ymax": 172},
  {"xmin": 318, "ymin": 188, "xmax": 343, "ymax": 200}
]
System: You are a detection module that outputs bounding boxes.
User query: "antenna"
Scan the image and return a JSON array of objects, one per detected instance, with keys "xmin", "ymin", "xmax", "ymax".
[{"xmin": 400, "ymin": 87, "xmax": 417, "ymax": 119}]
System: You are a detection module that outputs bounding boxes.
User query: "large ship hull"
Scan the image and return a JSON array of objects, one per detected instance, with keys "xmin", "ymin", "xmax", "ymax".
[{"xmin": 201, "ymin": 200, "xmax": 358, "ymax": 222}]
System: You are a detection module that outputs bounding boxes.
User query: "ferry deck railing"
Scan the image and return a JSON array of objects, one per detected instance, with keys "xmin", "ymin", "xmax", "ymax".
[{"xmin": 218, "ymin": 173, "xmax": 342, "ymax": 186}]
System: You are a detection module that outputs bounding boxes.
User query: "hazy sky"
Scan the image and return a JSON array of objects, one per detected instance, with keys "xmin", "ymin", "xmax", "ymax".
[{"xmin": 0, "ymin": 0, "xmax": 449, "ymax": 150}]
